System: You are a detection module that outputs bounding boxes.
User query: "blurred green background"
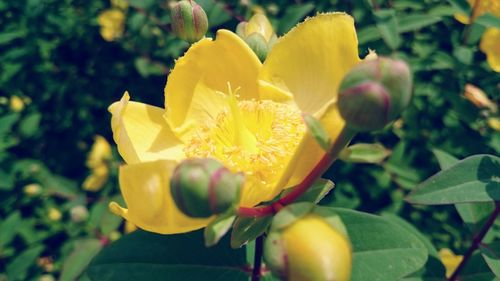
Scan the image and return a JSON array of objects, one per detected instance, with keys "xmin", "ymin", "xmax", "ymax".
[{"xmin": 0, "ymin": 0, "xmax": 498, "ymax": 280}]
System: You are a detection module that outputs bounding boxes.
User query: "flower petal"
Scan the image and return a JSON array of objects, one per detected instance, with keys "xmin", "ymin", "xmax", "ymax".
[
  {"xmin": 480, "ymin": 27, "xmax": 500, "ymax": 72},
  {"xmin": 109, "ymin": 160, "xmax": 210, "ymax": 234},
  {"xmin": 109, "ymin": 92, "xmax": 185, "ymax": 164},
  {"xmin": 277, "ymin": 103, "xmax": 346, "ymax": 189},
  {"xmin": 260, "ymin": 13, "xmax": 361, "ymax": 116},
  {"xmin": 164, "ymin": 30, "xmax": 262, "ymax": 140}
]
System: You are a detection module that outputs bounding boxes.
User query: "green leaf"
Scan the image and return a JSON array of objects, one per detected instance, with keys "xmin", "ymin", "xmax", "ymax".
[
  {"xmin": 270, "ymin": 202, "xmax": 315, "ymax": 231},
  {"xmin": 0, "ymin": 168, "xmax": 13, "ymax": 190},
  {"xmin": 398, "ymin": 15, "xmax": 442, "ymax": 33},
  {"xmin": 281, "ymin": 178, "xmax": 334, "ymax": 204},
  {"xmin": 461, "ymin": 251, "xmax": 499, "ymax": 281},
  {"xmin": 333, "ymin": 208, "xmax": 428, "ymax": 281},
  {"xmin": 475, "ymin": 13, "xmax": 500, "ymax": 29},
  {"xmin": 303, "ymin": 114, "xmax": 331, "ymax": 151},
  {"xmin": 277, "ymin": 3, "xmax": 315, "ymax": 34},
  {"xmin": 383, "ymin": 214, "xmax": 446, "ymax": 280},
  {"xmin": 87, "ymin": 229, "xmax": 247, "ymax": 281},
  {"xmin": 197, "ymin": 0, "xmax": 231, "ymax": 27},
  {"xmin": 128, "ymin": 0, "xmax": 155, "ymax": 9},
  {"xmin": 358, "ymin": 26, "xmax": 381, "ymax": 44},
  {"xmin": 231, "ymin": 215, "xmax": 272, "ymax": 249},
  {"xmin": 340, "ymin": 143, "xmax": 391, "ymax": 164},
  {"xmin": 0, "ymin": 30, "xmax": 27, "ymax": 45},
  {"xmin": 433, "ymin": 149, "xmax": 458, "ymax": 170},
  {"xmin": 6, "ymin": 245, "xmax": 44, "ymax": 281},
  {"xmin": 19, "ymin": 112, "xmax": 42, "ymax": 137},
  {"xmin": 204, "ymin": 209, "xmax": 236, "ymax": 247},
  {"xmin": 406, "ymin": 155, "xmax": 500, "ymax": 205},
  {"xmin": 60, "ymin": 239, "xmax": 103, "ymax": 281},
  {"xmin": 0, "ymin": 113, "xmax": 20, "ymax": 137},
  {"xmin": 134, "ymin": 57, "xmax": 169, "ymax": 78},
  {"xmin": 480, "ymin": 242, "xmax": 500, "ymax": 278},
  {"xmin": 0, "ymin": 211, "xmax": 21, "ymax": 247},
  {"xmin": 374, "ymin": 9, "xmax": 402, "ymax": 49},
  {"xmin": 447, "ymin": 0, "xmax": 471, "ymax": 15}
]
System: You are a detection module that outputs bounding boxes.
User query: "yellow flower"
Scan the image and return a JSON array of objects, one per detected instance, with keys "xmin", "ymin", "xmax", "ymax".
[
  {"xmin": 83, "ymin": 135, "xmax": 112, "ymax": 191},
  {"xmin": 487, "ymin": 117, "xmax": 500, "ymax": 130},
  {"xmin": 10, "ymin": 95, "xmax": 25, "ymax": 112},
  {"xmin": 454, "ymin": 0, "xmax": 500, "ymax": 24},
  {"xmin": 108, "ymin": 13, "xmax": 361, "ymax": 234},
  {"xmin": 480, "ymin": 27, "xmax": 500, "ymax": 72},
  {"xmin": 97, "ymin": 9, "xmax": 125, "ymax": 42},
  {"xmin": 48, "ymin": 208, "xmax": 62, "ymax": 221},
  {"xmin": 438, "ymin": 248, "xmax": 463, "ymax": 278}
]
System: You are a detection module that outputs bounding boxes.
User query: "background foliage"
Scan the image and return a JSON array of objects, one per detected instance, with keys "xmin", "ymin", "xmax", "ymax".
[{"xmin": 0, "ymin": 0, "xmax": 498, "ymax": 280}]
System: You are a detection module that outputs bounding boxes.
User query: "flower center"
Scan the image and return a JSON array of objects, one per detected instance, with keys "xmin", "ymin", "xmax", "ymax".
[{"xmin": 184, "ymin": 87, "xmax": 305, "ymax": 207}]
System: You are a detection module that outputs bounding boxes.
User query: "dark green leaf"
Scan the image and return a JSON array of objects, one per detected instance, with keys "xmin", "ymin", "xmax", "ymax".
[
  {"xmin": 461, "ymin": 251, "xmax": 498, "ymax": 281},
  {"xmin": 270, "ymin": 202, "xmax": 315, "ymax": 231},
  {"xmin": 480, "ymin": 242, "xmax": 500, "ymax": 278},
  {"xmin": 6, "ymin": 245, "xmax": 44, "ymax": 281},
  {"xmin": 374, "ymin": 9, "xmax": 402, "ymax": 49},
  {"xmin": 87, "ymin": 229, "xmax": 247, "ymax": 281},
  {"xmin": 475, "ymin": 13, "xmax": 500, "ymax": 29},
  {"xmin": 433, "ymin": 149, "xmax": 459, "ymax": 170},
  {"xmin": 204, "ymin": 209, "xmax": 236, "ymax": 247},
  {"xmin": 447, "ymin": 0, "xmax": 471, "ymax": 15},
  {"xmin": 60, "ymin": 239, "xmax": 103, "ymax": 281},
  {"xmin": 333, "ymin": 208, "xmax": 428, "ymax": 281},
  {"xmin": 358, "ymin": 26, "xmax": 382, "ymax": 44},
  {"xmin": 281, "ymin": 178, "xmax": 334, "ymax": 204},
  {"xmin": 0, "ymin": 211, "xmax": 21, "ymax": 247},
  {"xmin": 0, "ymin": 30, "xmax": 27, "ymax": 45},
  {"xmin": 407, "ymin": 155, "xmax": 500, "ymax": 205},
  {"xmin": 0, "ymin": 169, "xmax": 13, "ymax": 190},
  {"xmin": 231, "ymin": 215, "xmax": 272, "ymax": 248},
  {"xmin": 398, "ymin": 15, "xmax": 442, "ymax": 33},
  {"xmin": 277, "ymin": 3, "xmax": 315, "ymax": 34},
  {"xmin": 19, "ymin": 112, "xmax": 42, "ymax": 137},
  {"xmin": 197, "ymin": 0, "xmax": 231, "ymax": 27},
  {"xmin": 128, "ymin": 0, "xmax": 155, "ymax": 9},
  {"xmin": 0, "ymin": 113, "xmax": 19, "ymax": 137}
]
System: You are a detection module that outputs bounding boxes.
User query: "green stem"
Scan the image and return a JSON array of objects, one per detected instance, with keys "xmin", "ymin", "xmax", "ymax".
[{"xmin": 447, "ymin": 201, "xmax": 500, "ymax": 281}]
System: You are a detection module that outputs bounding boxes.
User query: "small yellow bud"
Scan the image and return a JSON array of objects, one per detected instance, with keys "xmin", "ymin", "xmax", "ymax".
[
  {"xmin": 24, "ymin": 183, "xmax": 42, "ymax": 196},
  {"xmin": 97, "ymin": 9, "xmax": 126, "ymax": 42},
  {"xmin": 438, "ymin": 248, "xmax": 463, "ymax": 278},
  {"xmin": 87, "ymin": 135, "xmax": 112, "ymax": 169},
  {"xmin": 48, "ymin": 208, "xmax": 62, "ymax": 221},
  {"xmin": 83, "ymin": 165, "xmax": 109, "ymax": 192},
  {"xmin": 0, "ymin": 96, "xmax": 8, "ymax": 105},
  {"xmin": 10, "ymin": 95, "xmax": 25, "ymax": 112},
  {"xmin": 487, "ymin": 117, "xmax": 500, "ymax": 131},
  {"xmin": 264, "ymin": 215, "xmax": 352, "ymax": 281},
  {"xmin": 109, "ymin": 231, "xmax": 122, "ymax": 241},
  {"xmin": 70, "ymin": 205, "xmax": 89, "ymax": 223}
]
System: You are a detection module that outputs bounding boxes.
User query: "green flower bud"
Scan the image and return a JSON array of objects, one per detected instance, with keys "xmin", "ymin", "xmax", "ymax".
[
  {"xmin": 338, "ymin": 57, "xmax": 412, "ymax": 131},
  {"xmin": 264, "ymin": 215, "xmax": 352, "ymax": 281},
  {"xmin": 244, "ymin": 33, "xmax": 269, "ymax": 62},
  {"xmin": 170, "ymin": 158, "xmax": 243, "ymax": 218},
  {"xmin": 236, "ymin": 13, "xmax": 277, "ymax": 62},
  {"xmin": 170, "ymin": 0, "xmax": 208, "ymax": 43}
]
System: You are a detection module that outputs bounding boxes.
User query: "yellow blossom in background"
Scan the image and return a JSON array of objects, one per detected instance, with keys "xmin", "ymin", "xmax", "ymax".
[
  {"xmin": 110, "ymin": 0, "xmax": 128, "ymax": 10},
  {"xmin": 24, "ymin": 183, "xmax": 42, "ymax": 196},
  {"xmin": 438, "ymin": 248, "xmax": 463, "ymax": 278},
  {"xmin": 487, "ymin": 117, "xmax": 500, "ymax": 130},
  {"xmin": 83, "ymin": 135, "xmax": 112, "ymax": 191},
  {"xmin": 454, "ymin": 0, "xmax": 500, "ymax": 24},
  {"xmin": 10, "ymin": 95, "xmax": 25, "ymax": 112},
  {"xmin": 48, "ymin": 208, "xmax": 62, "ymax": 221},
  {"xmin": 97, "ymin": 9, "xmax": 126, "ymax": 42},
  {"xmin": 108, "ymin": 13, "xmax": 361, "ymax": 234},
  {"xmin": 480, "ymin": 27, "xmax": 500, "ymax": 72}
]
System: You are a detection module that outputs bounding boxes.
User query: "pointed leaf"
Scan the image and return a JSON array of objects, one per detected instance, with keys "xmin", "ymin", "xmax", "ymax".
[
  {"xmin": 204, "ymin": 209, "xmax": 236, "ymax": 247},
  {"xmin": 480, "ymin": 242, "xmax": 500, "ymax": 278},
  {"xmin": 407, "ymin": 155, "xmax": 500, "ymax": 205},
  {"xmin": 231, "ymin": 215, "xmax": 272, "ymax": 249},
  {"xmin": 87, "ymin": 229, "xmax": 247, "ymax": 281},
  {"xmin": 60, "ymin": 239, "xmax": 102, "ymax": 281},
  {"xmin": 281, "ymin": 178, "xmax": 334, "ymax": 204},
  {"xmin": 340, "ymin": 143, "xmax": 391, "ymax": 164}
]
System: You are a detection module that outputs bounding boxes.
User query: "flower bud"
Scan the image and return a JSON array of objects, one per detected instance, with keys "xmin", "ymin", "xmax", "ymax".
[
  {"xmin": 48, "ymin": 208, "xmax": 62, "ymax": 221},
  {"xmin": 264, "ymin": 215, "xmax": 352, "ymax": 281},
  {"xmin": 338, "ymin": 57, "xmax": 412, "ymax": 131},
  {"xmin": 236, "ymin": 13, "xmax": 277, "ymax": 62},
  {"xmin": 170, "ymin": 158, "xmax": 243, "ymax": 218},
  {"xmin": 70, "ymin": 205, "xmax": 89, "ymax": 223},
  {"xmin": 170, "ymin": 0, "xmax": 208, "ymax": 44},
  {"xmin": 24, "ymin": 183, "xmax": 42, "ymax": 196}
]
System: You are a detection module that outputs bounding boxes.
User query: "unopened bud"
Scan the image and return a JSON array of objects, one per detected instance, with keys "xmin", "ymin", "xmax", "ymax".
[
  {"xmin": 338, "ymin": 57, "xmax": 412, "ymax": 131},
  {"xmin": 170, "ymin": 158, "xmax": 243, "ymax": 218},
  {"xmin": 170, "ymin": 0, "xmax": 208, "ymax": 43},
  {"xmin": 264, "ymin": 215, "xmax": 352, "ymax": 281},
  {"xmin": 24, "ymin": 183, "xmax": 42, "ymax": 196},
  {"xmin": 236, "ymin": 13, "xmax": 277, "ymax": 62},
  {"xmin": 70, "ymin": 205, "xmax": 89, "ymax": 223},
  {"xmin": 48, "ymin": 208, "xmax": 62, "ymax": 221}
]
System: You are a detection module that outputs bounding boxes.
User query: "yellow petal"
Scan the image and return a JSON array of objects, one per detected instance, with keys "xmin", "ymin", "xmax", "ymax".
[
  {"xmin": 260, "ymin": 13, "xmax": 361, "ymax": 116},
  {"xmin": 480, "ymin": 27, "xmax": 500, "ymax": 72},
  {"xmin": 110, "ymin": 160, "xmax": 210, "ymax": 234},
  {"xmin": 278, "ymin": 104, "xmax": 346, "ymax": 189},
  {"xmin": 438, "ymin": 248, "xmax": 463, "ymax": 278},
  {"xmin": 109, "ymin": 92, "xmax": 185, "ymax": 164},
  {"xmin": 164, "ymin": 30, "xmax": 262, "ymax": 140}
]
